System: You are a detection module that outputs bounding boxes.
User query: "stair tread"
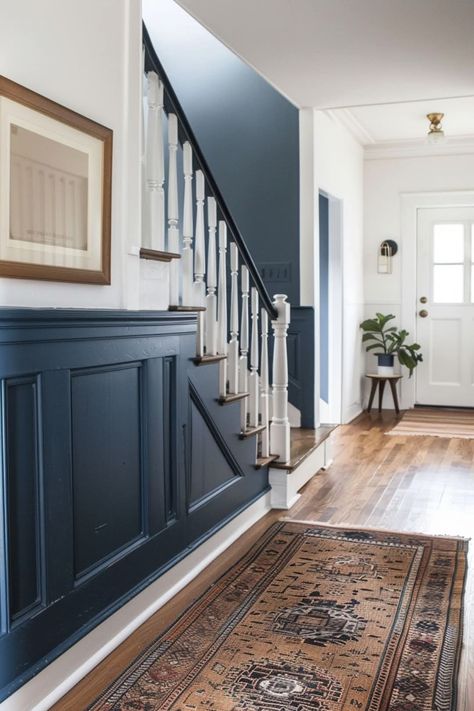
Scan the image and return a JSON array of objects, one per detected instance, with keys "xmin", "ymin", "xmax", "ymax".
[
  {"xmin": 239, "ymin": 424, "xmax": 266, "ymax": 439},
  {"xmin": 255, "ymin": 454, "xmax": 279, "ymax": 469},
  {"xmin": 270, "ymin": 425, "xmax": 337, "ymax": 471},
  {"xmin": 169, "ymin": 305, "xmax": 206, "ymax": 312},
  {"xmin": 140, "ymin": 248, "xmax": 181, "ymax": 262},
  {"xmin": 193, "ymin": 354, "xmax": 227, "ymax": 366},
  {"xmin": 218, "ymin": 392, "xmax": 249, "ymax": 405}
]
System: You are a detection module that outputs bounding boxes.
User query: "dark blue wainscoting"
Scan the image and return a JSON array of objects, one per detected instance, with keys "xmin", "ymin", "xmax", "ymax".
[
  {"xmin": 0, "ymin": 309, "xmax": 269, "ymax": 701},
  {"xmin": 287, "ymin": 306, "xmax": 315, "ymax": 428}
]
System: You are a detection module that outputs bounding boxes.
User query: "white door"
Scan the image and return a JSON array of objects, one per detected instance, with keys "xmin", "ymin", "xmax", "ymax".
[{"xmin": 416, "ymin": 207, "xmax": 474, "ymax": 406}]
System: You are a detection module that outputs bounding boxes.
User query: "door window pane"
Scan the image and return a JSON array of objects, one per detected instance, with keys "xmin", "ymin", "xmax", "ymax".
[
  {"xmin": 433, "ymin": 264, "xmax": 464, "ymax": 303},
  {"xmin": 433, "ymin": 224, "xmax": 464, "ymax": 263}
]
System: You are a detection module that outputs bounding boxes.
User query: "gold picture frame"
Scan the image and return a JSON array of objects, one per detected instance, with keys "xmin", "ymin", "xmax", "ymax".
[{"xmin": 0, "ymin": 75, "xmax": 112, "ymax": 284}]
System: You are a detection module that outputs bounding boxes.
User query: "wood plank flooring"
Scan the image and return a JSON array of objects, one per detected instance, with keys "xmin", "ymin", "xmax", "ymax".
[{"xmin": 54, "ymin": 411, "xmax": 474, "ymax": 710}]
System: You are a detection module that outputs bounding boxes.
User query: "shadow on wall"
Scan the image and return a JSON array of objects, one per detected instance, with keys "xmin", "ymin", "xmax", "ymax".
[{"xmin": 143, "ymin": 0, "xmax": 300, "ymax": 305}]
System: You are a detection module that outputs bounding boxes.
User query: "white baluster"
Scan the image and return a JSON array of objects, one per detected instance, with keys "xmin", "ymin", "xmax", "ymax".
[
  {"xmin": 205, "ymin": 197, "xmax": 217, "ymax": 355},
  {"xmin": 249, "ymin": 288, "xmax": 259, "ymax": 428},
  {"xmin": 168, "ymin": 114, "xmax": 179, "ymax": 305},
  {"xmin": 194, "ymin": 170, "xmax": 206, "ymax": 356},
  {"xmin": 260, "ymin": 309, "xmax": 270, "ymax": 457},
  {"xmin": 194, "ymin": 170, "xmax": 206, "ymax": 306},
  {"xmin": 182, "ymin": 142, "xmax": 194, "ymax": 305},
  {"xmin": 196, "ymin": 312, "xmax": 205, "ymax": 358},
  {"xmin": 145, "ymin": 72, "xmax": 164, "ymax": 250},
  {"xmin": 239, "ymin": 266, "xmax": 249, "ymax": 430},
  {"xmin": 228, "ymin": 243, "xmax": 239, "ymax": 394},
  {"xmin": 270, "ymin": 295, "xmax": 291, "ymax": 463},
  {"xmin": 217, "ymin": 221, "xmax": 228, "ymax": 397}
]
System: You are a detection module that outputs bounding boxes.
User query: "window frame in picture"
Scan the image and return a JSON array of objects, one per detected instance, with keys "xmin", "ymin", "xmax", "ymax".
[{"xmin": 0, "ymin": 75, "xmax": 112, "ymax": 284}]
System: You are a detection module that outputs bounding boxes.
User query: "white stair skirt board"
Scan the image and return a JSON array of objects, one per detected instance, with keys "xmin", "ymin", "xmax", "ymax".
[
  {"xmin": 139, "ymin": 259, "xmax": 170, "ymax": 310},
  {"xmin": 1, "ymin": 494, "xmax": 271, "ymax": 711},
  {"xmin": 269, "ymin": 436, "xmax": 333, "ymax": 510},
  {"xmin": 288, "ymin": 402, "xmax": 301, "ymax": 428}
]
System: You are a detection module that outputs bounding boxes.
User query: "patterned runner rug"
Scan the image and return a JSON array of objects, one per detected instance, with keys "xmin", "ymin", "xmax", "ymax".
[
  {"xmin": 89, "ymin": 522, "xmax": 467, "ymax": 711},
  {"xmin": 388, "ymin": 407, "xmax": 474, "ymax": 439}
]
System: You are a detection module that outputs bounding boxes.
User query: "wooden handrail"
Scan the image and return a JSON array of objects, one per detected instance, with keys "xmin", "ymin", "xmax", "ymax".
[{"xmin": 143, "ymin": 23, "xmax": 278, "ymax": 320}]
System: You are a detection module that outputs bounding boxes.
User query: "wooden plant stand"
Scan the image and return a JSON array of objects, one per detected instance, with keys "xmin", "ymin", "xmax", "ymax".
[{"xmin": 366, "ymin": 374, "xmax": 402, "ymax": 414}]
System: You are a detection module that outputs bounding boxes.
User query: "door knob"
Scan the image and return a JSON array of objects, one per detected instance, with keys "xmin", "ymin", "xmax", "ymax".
[
  {"xmin": 419, "ymin": 309, "xmax": 429, "ymax": 318},
  {"xmin": 420, "ymin": 296, "xmax": 428, "ymax": 304}
]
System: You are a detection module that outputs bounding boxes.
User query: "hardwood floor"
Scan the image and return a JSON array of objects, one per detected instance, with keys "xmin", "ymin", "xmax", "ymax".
[{"xmin": 54, "ymin": 411, "xmax": 474, "ymax": 710}]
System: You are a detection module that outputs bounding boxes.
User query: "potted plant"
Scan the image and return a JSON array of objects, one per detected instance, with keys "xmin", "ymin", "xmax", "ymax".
[{"xmin": 360, "ymin": 313, "xmax": 423, "ymax": 377}]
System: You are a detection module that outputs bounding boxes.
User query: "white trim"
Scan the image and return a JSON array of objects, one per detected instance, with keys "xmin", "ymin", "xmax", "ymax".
[
  {"xmin": 319, "ymin": 191, "xmax": 344, "ymax": 424},
  {"xmin": 400, "ymin": 190, "xmax": 474, "ymax": 409},
  {"xmin": 299, "ymin": 109, "xmax": 317, "ymax": 308},
  {"xmin": 298, "ymin": 108, "xmax": 319, "ymax": 425},
  {"xmin": 365, "ymin": 135, "xmax": 474, "ymax": 161},
  {"xmin": 327, "ymin": 108, "xmax": 375, "ymax": 147},
  {"xmin": 343, "ymin": 403, "xmax": 363, "ymax": 424},
  {"xmin": 268, "ymin": 437, "xmax": 330, "ymax": 509},
  {"xmin": 1, "ymin": 493, "xmax": 271, "ymax": 711}
]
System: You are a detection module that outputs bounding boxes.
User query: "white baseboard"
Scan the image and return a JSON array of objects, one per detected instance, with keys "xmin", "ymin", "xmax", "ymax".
[
  {"xmin": 344, "ymin": 403, "xmax": 363, "ymax": 424},
  {"xmin": 2, "ymin": 493, "xmax": 271, "ymax": 711}
]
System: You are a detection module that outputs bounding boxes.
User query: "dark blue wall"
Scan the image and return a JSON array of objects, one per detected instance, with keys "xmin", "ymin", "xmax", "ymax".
[
  {"xmin": 319, "ymin": 194, "xmax": 329, "ymax": 404},
  {"xmin": 144, "ymin": 2, "xmax": 300, "ymax": 304}
]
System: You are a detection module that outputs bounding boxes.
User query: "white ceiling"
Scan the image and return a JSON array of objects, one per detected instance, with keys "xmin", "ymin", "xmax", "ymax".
[
  {"xmin": 338, "ymin": 96, "xmax": 474, "ymax": 144},
  {"xmin": 175, "ymin": 0, "xmax": 474, "ymax": 110}
]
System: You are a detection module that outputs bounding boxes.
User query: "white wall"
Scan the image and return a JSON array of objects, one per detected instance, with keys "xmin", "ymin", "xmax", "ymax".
[
  {"xmin": 0, "ymin": 0, "xmax": 168, "ymax": 310},
  {"xmin": 300, "ymin": 109, "xmax": 365, "ymax": 423},
  {"xmin": 364, "ymin": 152, "xmax": 474, "ymax": 405}
]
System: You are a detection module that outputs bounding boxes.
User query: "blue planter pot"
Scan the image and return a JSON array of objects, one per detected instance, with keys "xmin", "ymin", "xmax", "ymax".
[{"xmin": 377, "ymin": 353, "xmax": 395, "ymax": 375}]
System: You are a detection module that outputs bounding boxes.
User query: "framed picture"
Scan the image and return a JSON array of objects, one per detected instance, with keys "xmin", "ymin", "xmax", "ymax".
[{"xmin": 0, "ymin": 76, "xmax": 112, "ymax": 284}]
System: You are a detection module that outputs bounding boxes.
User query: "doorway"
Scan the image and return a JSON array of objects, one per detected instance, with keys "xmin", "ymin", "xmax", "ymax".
[
  {"xmin": 318, "ymin": 191, "xmax": 343, "ymax": 424},
  {"xmin": 416, "ymin": 206, "xmax": 474, "ymax": 406}
]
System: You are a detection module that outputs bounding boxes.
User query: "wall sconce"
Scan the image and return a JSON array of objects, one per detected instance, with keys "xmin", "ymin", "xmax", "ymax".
[{"xmin": 378, "ymin": 239, "xmax": 398, "ymax": 274}]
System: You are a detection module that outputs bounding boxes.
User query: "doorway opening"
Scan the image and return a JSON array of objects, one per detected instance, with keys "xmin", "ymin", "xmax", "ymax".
[{"xmin": 318, "ymin": 190, "xmax": 343, "ymax": 424}]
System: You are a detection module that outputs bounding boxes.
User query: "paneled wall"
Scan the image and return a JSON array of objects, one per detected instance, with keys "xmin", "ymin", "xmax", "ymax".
[{"xmin": 0, "ymin": 309, "xmax": 268, "ymax": 701}]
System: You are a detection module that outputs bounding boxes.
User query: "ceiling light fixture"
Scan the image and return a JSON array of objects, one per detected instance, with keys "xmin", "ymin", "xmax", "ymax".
[{"xmin": 426, "ymin": 112, "xmax": 445, "ymax": 143}]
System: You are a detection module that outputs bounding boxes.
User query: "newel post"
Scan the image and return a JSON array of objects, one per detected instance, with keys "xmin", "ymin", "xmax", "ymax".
[{"xmin": 270, "ymin": 294, "xmax": 291, "ymax": 463}]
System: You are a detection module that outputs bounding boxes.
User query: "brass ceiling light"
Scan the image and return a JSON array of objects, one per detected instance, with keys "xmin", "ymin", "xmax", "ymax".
[{"xmin": 426, "ymin": 112, "xmax": 445, "ymax": 143}]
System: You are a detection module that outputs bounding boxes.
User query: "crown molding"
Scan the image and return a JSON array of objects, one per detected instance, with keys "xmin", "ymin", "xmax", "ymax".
[
  {"xmin": 364, "ymin": 134, "xmax": 474, "ymax": 160},
  {"xmin": 325, "ymin": 108, "xmax": 375, "ymax": 146}
]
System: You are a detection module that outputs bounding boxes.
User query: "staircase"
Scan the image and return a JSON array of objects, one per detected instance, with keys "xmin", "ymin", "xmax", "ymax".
[{"xmin": 141, "ymin": 24, "xmax": 333, "ymax": 497}]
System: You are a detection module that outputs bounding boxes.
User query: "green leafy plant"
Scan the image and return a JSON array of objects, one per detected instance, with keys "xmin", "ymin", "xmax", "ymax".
[{"xmin": 360, "ymin": 313, "xmax": 423, "ymax": 377}]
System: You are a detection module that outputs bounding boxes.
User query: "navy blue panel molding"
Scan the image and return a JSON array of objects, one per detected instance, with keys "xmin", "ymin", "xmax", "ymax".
[
  {"xmin": 0, "ymin": 308, "xmax": 269, "ymax": 702},
  {"xmin": 287, "ymin": 307, "xmax": 315, "ymax": 428},
  {"xmin": 71, "ymin": 363, "xmax": 145, "ymax": 580},
  {"xmin": 4, "ymin": 376, "xmax": 43, "ymax": 625}
]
